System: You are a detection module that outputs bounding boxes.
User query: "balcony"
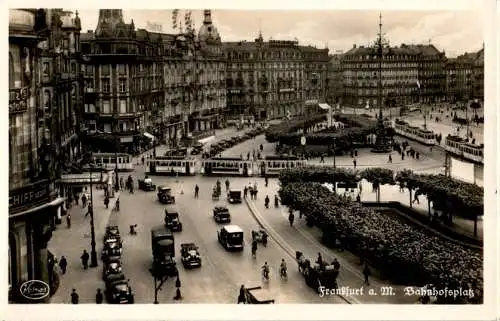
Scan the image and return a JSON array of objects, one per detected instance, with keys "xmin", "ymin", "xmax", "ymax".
[{"xmin": 9, "ymin": 87, "xmax": 30, "ymax": 115}]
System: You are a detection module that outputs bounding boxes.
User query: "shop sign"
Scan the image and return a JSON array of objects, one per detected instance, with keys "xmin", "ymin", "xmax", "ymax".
[{"xmin": 9, "ymin": 179, "xmax": 52, "ymax": 212}]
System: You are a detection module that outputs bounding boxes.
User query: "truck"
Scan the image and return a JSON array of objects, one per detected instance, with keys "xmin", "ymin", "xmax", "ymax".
[{"xmin": 151, "ymin": 225, "xmax": 177, "ymax": 277}]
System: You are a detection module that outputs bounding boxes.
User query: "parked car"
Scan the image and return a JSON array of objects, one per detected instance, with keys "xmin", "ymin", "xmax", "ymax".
[
  {"xmin": 102, "ymin": 257, "xmax": 124, "ymax": 281},
  {"xmin": 105, "ymin": 274, "xmax": 134, "ymax": 304}
]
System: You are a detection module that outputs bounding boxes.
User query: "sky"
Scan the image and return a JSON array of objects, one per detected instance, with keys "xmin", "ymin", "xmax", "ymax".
[{"xmin": 74, "ymin": 9, "xmax": 484, "ymax": 58}]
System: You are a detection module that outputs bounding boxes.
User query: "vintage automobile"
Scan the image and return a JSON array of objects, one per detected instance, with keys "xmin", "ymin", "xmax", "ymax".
[
  {"xmin": 101, "ymin": 240, "xmax": 123, "ymax": 262},
  {"xmin": 151, "ymin": 225, "xmax": 177, "ymax": 277},
  {"xmin": 138, "ymin": 178, "xmax": 156, "ymax": 191},
  {"xmin": 104, "ymin": 225, "xmax": 121, "ymax": 245},
  {"xmin": 105, "ymin": 274, "xmax": 134, "ymax": 304},
  {"xmin": 217, "ymin": 225, "xmax": 244, "ymax": 251},
  {"xmin": 164, "ymin": 205, "xmax": 183, "ymax": 232},
  {"xmin": 157, "ymin": 185, "xmax": 175, "ymax": 204},
  {"xmin": 227, "ymin": 190, "xmax": 242, "ymax": 204},
  {"xmin": 244, "ymin": 286, "xmax": 275, "ymax": 304},
  {"xmin": 213, "ymin": 206, "xmax": 231, "ymax": 223},
  {"xmin": 180, "ymin": 243, "xmax": 202, "ymax": 268},
  {"xmin": 102, "ymin": 257, "xmax": 124, "ymax": 281}
]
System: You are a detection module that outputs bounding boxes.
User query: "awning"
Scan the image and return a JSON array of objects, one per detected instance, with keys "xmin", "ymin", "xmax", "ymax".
[
  {"xmin": 9, "ymin": 197, "xmax": 66, "ymax": 219},
  {"xmin": 318, "ymin": 103, "xmax": 332, "ymax": 110},
  {"xmin": 143, "ymin": 132, "xmax": 155, "ymax": 141}
]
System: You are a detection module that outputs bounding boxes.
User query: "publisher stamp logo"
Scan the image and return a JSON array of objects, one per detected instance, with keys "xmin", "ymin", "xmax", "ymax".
[{"xmin": 20, "ymin": 280, "xmax": 50, "ymax": 300}]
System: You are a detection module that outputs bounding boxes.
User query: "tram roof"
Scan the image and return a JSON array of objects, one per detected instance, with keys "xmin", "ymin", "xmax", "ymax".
[
  {"xmin": 154, "ymin": 156, "xmax": 194, "ymax": 160},
  {"xmin": 265, "ymin": 155, "xmax": 300, "ymax": 160},
  {"xmin": 92, "ymin": 152, "xmax": 131, "ymax": 157},
  {"xmin": 207, "ymin": 157, "xmax": 243, "ymax": 161}
]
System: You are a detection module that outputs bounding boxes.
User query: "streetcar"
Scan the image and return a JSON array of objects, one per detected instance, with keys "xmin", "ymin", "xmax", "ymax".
[
  {"xmin": 444, "ymin": 135, "xmax": 484, "ymax": 164},
  {"xmin": 148, "ymin": 156, "xmax": 197, "ymax": 176},
  {"xmin": 259, "ymin": 155, "xmax": 306, "ymax": 176},
  {"xmin": 201, "ymin": 157, "xmax": 254, "ymax": 176},
  {"xmin": 92, "ymin": 153, "xmax": 134, "ymax": 172},
  {"xmin": 394, "ymin": 119, "xmax": 437, "ymax": 146}
]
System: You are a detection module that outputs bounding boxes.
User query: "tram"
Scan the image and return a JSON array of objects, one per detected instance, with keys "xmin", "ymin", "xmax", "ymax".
[
  {"xmin": 92, "ymin": 153, "xmax": 134, "ymax": 172},
  {"xmin": 259, "ymin": 155, "xmax": 307, "ymax": 176},
  {"xmin": 201, "ymin": 157, "xmax": 254, "ymax": 176},
  {"xmin": 394, "ymin": 120, "xmax": 437, "ymax": 146},
  {"xmin": 444, "ymin": 135, "xmax": 484, "ymax": 164},
  {"xmin": 148, "ymin": 156, "xmax": 197, "ymax": 175}
]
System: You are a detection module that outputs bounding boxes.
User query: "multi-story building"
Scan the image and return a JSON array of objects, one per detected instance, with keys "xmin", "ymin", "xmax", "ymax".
[
  {"xmin": 326, "ymin": 53, "xmax": 343, "ymax": 106},
  {"xmin": 472, "ymin": 47, "xmax": 484, "ymax": 101},
  {"xmin": 342, "ymin": 43, "xmax": 447, "ymax": 108},
  {"xmin": 38, "ymin": 9, "xmax": 83, "ymax": 200},
  {"xmin": 9, "ymin": 8, "xmax": 67, "ymax": 302},
  {"xmin": 223, "ymin": 35, "xmax": 329, "ymax": 121},
  {"xmin": 81, "ymin": 9, "xmax": 226, "ymax": 152},
  {"xmin": 445, "ymin": 47, "xmax": 484, "ymax": 104}
]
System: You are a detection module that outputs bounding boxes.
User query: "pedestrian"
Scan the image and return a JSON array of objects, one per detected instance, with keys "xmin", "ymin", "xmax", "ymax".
[
  {"xmin": 114, "ymin": 197, "xmax": 120, "ymax": 212},
  {"xmin": 66, "ymin": 214, "xmax": 71, "ymax": 228},
  {"xmin": 260, "ymin": 144, "xmax": 263, "ymax": 152},
  {"xmin": 333, "ymin": 258, "xmax": 340, "ymax": 271},
  {"xmin": 104, "ymin": 196, "xmax": 109, "ymax": 209},
  {"xmin": 85, "ymin": 204, "xmax": 91, "ymax": 217},
  {"xmin": 237, "ymin": 285, "xmax": 246, "ymax": 304},
  {"xmin": 413, "ymin": 193, "xmax": 420, "ymax": 204},
  {"xmin": 120, "ymin": 177, "xmax": 124, "ymax": 190},
  {"xmin": 356, "ymin": 193, "xmax": 361, "ymax": 203},
  {"xmin": 59, "ymin": 256, "xmax": 67, "ymax": 275},
  {"xmin": 74, "ymin": 192, "xmax": 79, "ymax": 205},
  {"xmin": 320, "ymin": 154, "xmax": 325, "ymax": 163},
  {"xmin": 71, "ymin": 289, "xmax": 79, "ymax": 304},
  {"xmin": 174, "ymin": 277, "xmax": 182, "ymax": 300},
  {"xmin": 194, "ymin": 184, "xmax": 199, "ymax": 198},
  {"xmin": 363, "ymin": 263, "xmax": 371, "ymax": 286},
  {"xmin": 354, "ymin": 150, "xmax": 358, "ymax": 157},
  {"xmin": 388, "ymin": 154, "xmax": 392, "ymax": 163},
  {"xmin": 244, "ymin": 186, "xmax": 248, "ymax": 198},
  {"xmin": 353, "ymin": 159, "xmax": 357, "ymax": 169},
  {"xmin": 401, "ymin": 153, "xmax": 405, "ymax": 161},
  {"xmin": 264, "ymin": 176, "xmax": 268, "ymax": 187},
  {"xmin": 81, "ymin": 250, "xmax": 90, "ymax": 269},
  {"xmin": 95, "ymin": 289, "xmax": 103, "ymax": 304},
  {"xmin": 81, "ymin": 193, "xmax": 87, "ymax": 208}
]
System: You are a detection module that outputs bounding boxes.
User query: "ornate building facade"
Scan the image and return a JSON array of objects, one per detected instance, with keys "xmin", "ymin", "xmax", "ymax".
[
  {"xmin": 445, "ymin": 48, "xmax": 484, "ymax": 103},
  {"xmin": 342, "ymin": 43, "xmax": 447, "ymax": 108},
  {"xmin": 9, "ymin": 9, "xmax": 67, "ymax": 302},
  {"xmin": 326, "ymin": 53, "xmax": 343, "ymax": 106},
  {"xmin": 80, "ymin": 9, "xmax": 226, "ymax": 152},
  {"xmin": 223, "ymin": 36, "xmax": 329, "ymax": 121}
]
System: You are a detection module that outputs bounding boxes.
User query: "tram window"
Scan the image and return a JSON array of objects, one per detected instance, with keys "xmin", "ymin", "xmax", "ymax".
[
  {"xmin": 103, "ymin": 158, "xmax": 109, "ymax": 164},
  {"xmin": 291, "ymin": 162, "xmax": 295, "ymax": 168}
]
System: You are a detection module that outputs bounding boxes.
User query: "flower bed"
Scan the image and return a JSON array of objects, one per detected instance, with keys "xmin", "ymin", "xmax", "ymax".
[{"xmin": 279, "ymin": 182, "xmax": 483, "ymax": 303}]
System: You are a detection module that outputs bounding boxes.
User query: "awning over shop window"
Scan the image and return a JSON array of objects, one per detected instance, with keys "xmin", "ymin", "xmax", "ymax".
[
  {"xmin": 318, "ymin": 103, "xmax": 332, "ymax": 110},
  {"xmin": 143, "ymin": 132, "xmax": 155, "ymax": 141}
]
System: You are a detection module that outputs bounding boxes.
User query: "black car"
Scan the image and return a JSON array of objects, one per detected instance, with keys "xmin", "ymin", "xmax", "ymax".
[
  {"xmin": 164, "ymin": 206, "xmax": 183, "ymax": 231},
  {"xmin": 102, "ymin": 258, "xmax": 124, "ymax": 281},
  {"xmin": 104, "ymin": 225, "xmax": 121, "ymax": 245},
  {"xmin": 105, "ymin": 274, "xmax": 134, "ymax": 304},
  {"xmin": 227, "ymin": 190, "xmax": 242, "ymax": 204},
  {"xmin": 157, "ymin": 186, "xmax": 175, "ymax": 204},
  {"xmin": 213, "ymin": 206, "xmax": 231, "ymax": 223},
  {"xmin": 102, "ymin": 240, "xmax": 122, "ymax": 262},
  {"xmin": 180, "ymin": 243, "xmax": 202, "ymax": 268},
  {"xmin": 138, "ymin": 179, "xmax": 156, "ymax": 191}
]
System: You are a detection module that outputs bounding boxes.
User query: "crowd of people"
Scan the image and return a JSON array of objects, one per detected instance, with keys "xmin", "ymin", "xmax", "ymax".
[{"xmin": 278, "ymin": 182, "xmax": 483, "ymax": 304}]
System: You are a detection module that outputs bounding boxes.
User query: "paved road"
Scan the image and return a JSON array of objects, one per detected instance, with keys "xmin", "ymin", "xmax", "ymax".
[{"xmin": 49, "ymin": 150, "xmax": 345, "ymax": 304}]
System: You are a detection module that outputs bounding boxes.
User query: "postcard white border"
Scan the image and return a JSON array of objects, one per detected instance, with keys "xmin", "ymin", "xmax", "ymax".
[{"xmin": 2, "ymin": 0, "xmax": 497, "ymax": 320}]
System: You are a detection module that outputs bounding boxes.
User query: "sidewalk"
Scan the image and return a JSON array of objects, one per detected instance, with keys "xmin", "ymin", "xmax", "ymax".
[
  {"xmin": 49, "ymin": 188, "xmax": 120, "ymax": 303},
  {"xmin": 244, "ymin": 193, "xmax": 417, "ymax": 304}
]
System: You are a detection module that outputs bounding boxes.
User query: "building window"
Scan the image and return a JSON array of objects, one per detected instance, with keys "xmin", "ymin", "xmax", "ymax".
[
  {"xmin": 120, "ymin": 100, "xmax": 127, "ymax": 114},
  {"xmin": 118, "ymin": 64, "xmax": 126, "ymax": 75},
  {"xmin": 101, "ymin": 64, "xmax": 110, "ymax": 76},
  {"xmin": 88, "ymin": 120, "xmax": 96, "ymax": 131},
  {"xmin": 86, "ymin": 65, "xmax": 93, "ymax": 75},
  {"xmin": 102, "ymin": 100, "xmax": 110, "ymax": 114},
  {"xmin": 42, "ymin": 62, "xmax": 49, "ymax": 75},
  {"xmin": 120, "ymin": 122, "xmax": 127, "ymax": 132},
  {"xmin": 102, "ymin": 79, "xmax": 110, "ymax": 93},
  {"xmin": 119, "ymin": 79, "xmax": 127, "ymax": 93},
  {"xmin": 71, "ymin": 62, "xmax": 77, "ymax": 74},
  {"xmin": 103, "ymin": 123, "xmax": 111, "ymax": 133}
]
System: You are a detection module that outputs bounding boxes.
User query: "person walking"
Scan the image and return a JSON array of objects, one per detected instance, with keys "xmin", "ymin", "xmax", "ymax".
[
  {"xmin": 81, "ymin": 250, "xmax": 90, "ymax": 270},
  {"xmin": 363, "ymin": 263, "xmax": 371, "ymax": 286},
  {"xmin": 66, "ymin": 214, "xmax": 71, "ymax": 228},
  {"xmin": 71, "ymin": 289, "xmax": 79, "ymax": 304},
  {"xmin": 85, "ymin": 204, "xmax": 92, "ymax": 218},
  {"xmin": 104, "ymin": 196, "xmax": 109, "ymax": 209},
  {"xmin": 353, "ymin": 159, "xmax": 357, "ymax": 169},
  {"xmin": 174, "ymin": 277, "xmax": 182, "ymax": 300},
  {"xmin": 237, "ymin": 285, "xmax": 246, "ymax": 304},
  {"xmin": 59, "ymin": 256, "xmax": 68, "ymax": 275},
  {"xmin": 81, "ymin": 193, "xmax": 87, "ymax": 208},
  {"xmin": 95, "ymin": 289, "xmax": 103, "ymax": 304},
  {"xmin": 388, "ymin": 154, "xmax": 392, "ymax": 163},
  {"xmin": 194, "ymin": 184, "xmax": 199, "ymax": 198}
]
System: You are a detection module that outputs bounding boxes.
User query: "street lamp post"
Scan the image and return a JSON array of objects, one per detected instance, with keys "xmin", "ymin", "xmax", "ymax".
[
  {"xmin": 89, "ymin": 165, "xmax": 98, "ymax": 267},
  {"xmin": 114, "ymin": 133, "xmax": 120, "ymax": 192}
]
